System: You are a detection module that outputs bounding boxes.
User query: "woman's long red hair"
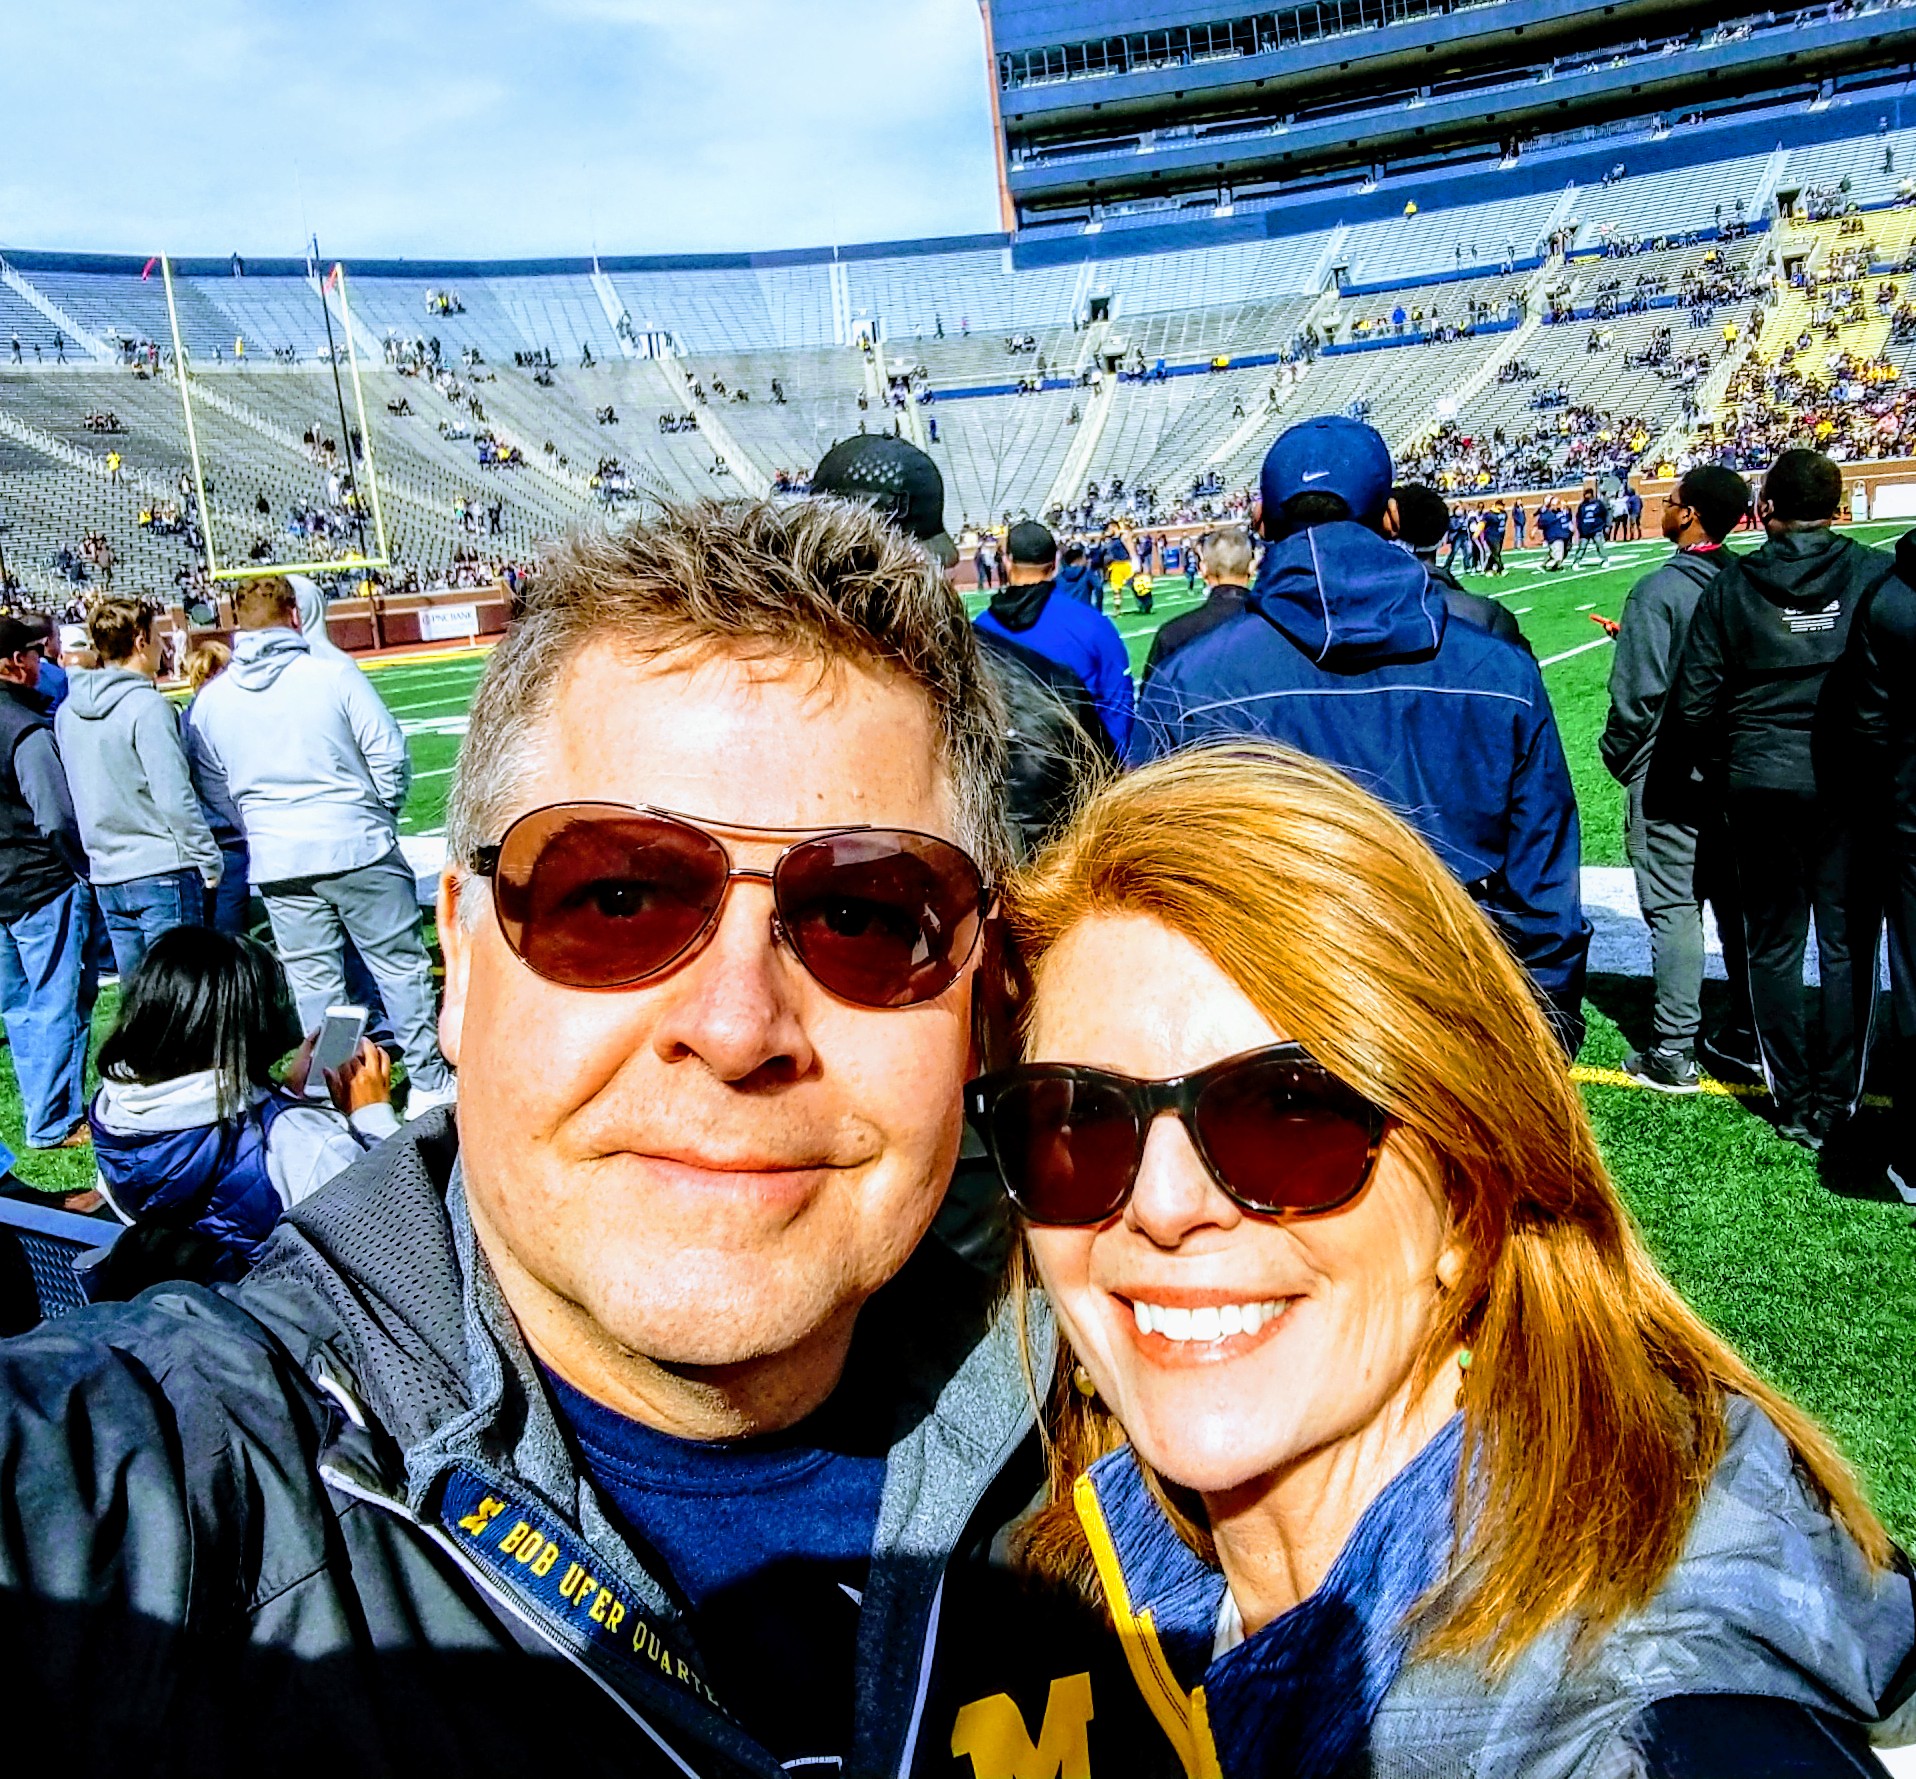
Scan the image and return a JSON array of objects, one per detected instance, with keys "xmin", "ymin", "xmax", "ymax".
[{"xmin": 1008, "ymin": 743, "xmax": 1889, "ymax": 1667}]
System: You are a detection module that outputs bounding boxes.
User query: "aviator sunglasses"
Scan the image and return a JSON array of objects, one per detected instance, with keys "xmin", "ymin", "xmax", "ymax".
[
  {"xmin": 965, "ymin": 1044, "xmax": 1389, "ymax": 1226},
  {"xmin": 470, "ymin": 802, "xmax": 989, "ymax": 1009}
]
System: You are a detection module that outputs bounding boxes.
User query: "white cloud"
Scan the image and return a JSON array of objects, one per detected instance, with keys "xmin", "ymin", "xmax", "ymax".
[{"xmin": 0, "ymin": 0, "xmax": 1001, "ymax": 258}]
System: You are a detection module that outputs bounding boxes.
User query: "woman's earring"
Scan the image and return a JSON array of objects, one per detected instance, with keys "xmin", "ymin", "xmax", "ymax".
[
  {"xmin": 1457, "ymin": 1348, "xmax": 1474, "ymax": 1374},
  {"xmin": 1072, "ymin": 1364, "xmax": 1099, "ymax": 1399}
]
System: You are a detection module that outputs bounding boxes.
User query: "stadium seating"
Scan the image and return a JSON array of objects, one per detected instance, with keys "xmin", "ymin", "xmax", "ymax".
[{"xmin": 10, "ymin": 117, "xmax": 1916, "ymax": 605}]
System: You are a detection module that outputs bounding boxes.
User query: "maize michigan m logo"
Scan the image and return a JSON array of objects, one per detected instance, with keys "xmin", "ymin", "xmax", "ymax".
[{"xmin": 950, "ymin": 1672, "xmax": 1095, "ymax": 1779}]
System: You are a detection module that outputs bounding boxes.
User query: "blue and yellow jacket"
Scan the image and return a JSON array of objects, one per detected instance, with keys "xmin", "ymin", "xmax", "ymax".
[{"xmin": 1072, "ymin": 1404, "xmax": 1915, "ymax": 1778}]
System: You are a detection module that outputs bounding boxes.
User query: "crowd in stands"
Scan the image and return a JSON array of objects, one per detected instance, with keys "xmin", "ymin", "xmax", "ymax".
[{"xmin": 1689, "ymin": 347, "xmax": 1913, "ymax": 470}]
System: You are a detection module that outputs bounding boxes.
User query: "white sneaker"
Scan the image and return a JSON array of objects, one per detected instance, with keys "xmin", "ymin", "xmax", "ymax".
[
  {"xmin": 1889, "ymin": 1163, "xmax": 1916, "ymax": 1207},
  {"xmin": 405, "ymin": 1080, "xmax": 458, "ymax": 1122}
]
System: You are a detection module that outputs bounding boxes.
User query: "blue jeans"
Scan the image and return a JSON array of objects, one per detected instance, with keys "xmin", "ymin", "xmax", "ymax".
[
  {"xmin": 96, "ymin": 867, "xmax": 206, "ymax": 982},
  {"xmin": 0, "ymin": 882, "xmax": 98, "ymax": 1146},
  {"xmin": 209, "ymin": 839, "xmax": 253, "ymax": 936}
]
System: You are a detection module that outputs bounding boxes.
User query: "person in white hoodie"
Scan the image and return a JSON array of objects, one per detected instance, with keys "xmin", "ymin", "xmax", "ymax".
[
  {"xmin": 56, "ymin": 598, "xmax": 222, "ymax": 980},
  {"xmin": 184, "ymin": 574, "xmax": 453, "ymax": 1114},
  {"xmin": 87, "ymin": 927, "xmax": 398, "ymax": 1287}
]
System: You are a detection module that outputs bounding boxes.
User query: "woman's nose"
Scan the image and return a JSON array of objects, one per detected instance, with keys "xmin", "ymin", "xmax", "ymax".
[{"xmin": 1123, "ymin": 1113, "xmax": 1242, "ymax": 1249}]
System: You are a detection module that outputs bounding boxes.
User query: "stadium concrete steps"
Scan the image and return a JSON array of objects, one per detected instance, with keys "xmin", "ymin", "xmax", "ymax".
[
  {"xmin": 1046, "ymin": 372, "xmax": 1116, "ymax": 512},
  {"xmin": 1396, "ymin": 307, "xmax": 1546, "ymax": 455},
  {"xmin": 647, "ymin": 355, "xmax": 769, "ymax": 498},
  {"xmin": 0, "ymin": 266, "xmax": 111, "ymax": 363}
]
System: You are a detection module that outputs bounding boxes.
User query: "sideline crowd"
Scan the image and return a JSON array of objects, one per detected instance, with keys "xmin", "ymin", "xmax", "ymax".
[{"xmin": 0, "ymin": 422, "xmax": 1908, "ymax": 1778}]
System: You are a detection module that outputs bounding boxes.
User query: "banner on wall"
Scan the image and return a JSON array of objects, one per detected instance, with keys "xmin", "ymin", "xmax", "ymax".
[{"xmin": 420, "ymin": 603, "xmax": 481, "ymax": 641}]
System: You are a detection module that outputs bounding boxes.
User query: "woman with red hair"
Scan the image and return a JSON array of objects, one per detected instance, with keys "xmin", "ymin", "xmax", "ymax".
[{"xmin": 970, "ymin": 742, "xmax": 1913, "ymax": 1777}]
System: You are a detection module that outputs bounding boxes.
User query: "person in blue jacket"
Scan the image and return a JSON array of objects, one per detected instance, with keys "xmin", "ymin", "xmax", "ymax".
[
  {"xmin": 1572, "ymin": 482, "xmax": 1612, "ymax": 566},
  {"xmin": 1538, "ymin": 494, "xmax": 1574, "ymax": 569},
  {"xmin": 1130, "ymin": 414, "xmax": 1589, "ymax": 1048},
  {"xmin": 1051, "ymin": 540, "xmax": 1098, "ymax": 606},
  {"xmin": 975, "ymin": 520, "xmax": 1134, "ymax": 753}
]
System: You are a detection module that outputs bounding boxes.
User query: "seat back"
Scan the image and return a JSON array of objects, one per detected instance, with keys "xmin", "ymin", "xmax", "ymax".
[{"xmin": 0, "ymin": 1195, "xmax": 118, "ymax": 1334}]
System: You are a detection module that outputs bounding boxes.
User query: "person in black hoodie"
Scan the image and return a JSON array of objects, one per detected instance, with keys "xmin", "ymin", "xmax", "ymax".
[
  {"xmin": 1384, "ymin": 482, "xmax": 1531, "ymax": 654},
  {"xmin": 1849, "ymin": 531, "xmax": 1916, "ymax": 1202},
  {"xmin": 1601, "ymin": 464, "xmax": 1755, "ymax": 1094},
  {"xmin": 1673, "ymin": 449, "xmax": 1895, "ymax": 1149}
]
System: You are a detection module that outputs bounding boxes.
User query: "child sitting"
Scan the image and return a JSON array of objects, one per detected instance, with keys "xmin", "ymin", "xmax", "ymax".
[{"xmin": 88, "ymin": 928, "xmax": 398, "ymax": 1284}]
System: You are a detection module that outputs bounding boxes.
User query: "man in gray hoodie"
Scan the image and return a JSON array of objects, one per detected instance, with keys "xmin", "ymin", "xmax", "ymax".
[
  {"xmin": 1601, "ymin": 465, "xmax": 1754, "ymax": 1094},
  {"xmin": 56, "ymin": 598, "xmax": 221, "ymax": 980},
  {"xmin": 185, "ymin": 574, "xmax": 453, "ymax": 1114}
]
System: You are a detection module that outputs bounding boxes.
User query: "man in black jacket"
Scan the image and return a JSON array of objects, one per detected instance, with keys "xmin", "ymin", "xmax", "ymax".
[
  {"xmin": 1850, "ymin": 532, "xmax": 1916, "ymax": 1202},
  {"xmin": 1673, "ymin": 449, "xmax": 1895, "ymax": 1148},
  {"xmin": 1140, "ymin": 523, "xmax": 1254, "ymax": 682},
  {"xmin": 0, "ymin": 613, "xmax": 96, "ymax": 1151},
  {"xmin": 1601, "ymin": 464, "xmax": 1754, "ymax": 1093},
  {"xmin": 1384, "ymin": 482, "xmax": 1531, "ymax": 654}
]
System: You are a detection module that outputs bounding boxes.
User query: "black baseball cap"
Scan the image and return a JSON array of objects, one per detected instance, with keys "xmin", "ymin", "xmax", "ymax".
[
  {"xmin": 0, "ymin": 615, "xmax": 47, "ymax": 659},
  {"xmin": 810, "ymin": 436, "xmax": 957, "ymax": 568},
  {"xmin": 1006, "ymin": 520, "xmax": 1057, "ymax": 565}
]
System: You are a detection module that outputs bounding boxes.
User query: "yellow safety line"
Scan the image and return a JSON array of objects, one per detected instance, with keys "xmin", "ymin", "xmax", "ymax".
[
  {"xmin": 1572, "ymin": 1064, "xmax": 1891, "ymax": 1112},
  {"xmin": 364, "ymin": 642, "xmax": 497, "ymax": 673}
]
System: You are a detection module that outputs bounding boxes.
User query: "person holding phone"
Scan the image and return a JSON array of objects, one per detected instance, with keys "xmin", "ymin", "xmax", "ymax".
[{"xmin": 86, "ymin": 927, "xmax": 396, "ymax": 1284}]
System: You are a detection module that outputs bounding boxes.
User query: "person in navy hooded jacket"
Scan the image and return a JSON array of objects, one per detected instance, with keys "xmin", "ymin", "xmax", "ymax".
[{"xmin": 1130, "ymin": 415, "xmax": 1590, "ymax": 1049}]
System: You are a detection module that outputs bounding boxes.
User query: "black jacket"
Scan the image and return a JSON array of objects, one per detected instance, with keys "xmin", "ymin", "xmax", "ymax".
[
  {"xmin": 0, "ymin": 683, "xmax": 80, "ymax": 922},
  {"xmin": 975, "ymin": 630, "xmax": 1116, "ymax": 859},
  {"xmin": 1141, "ymin": 582, "xmax": 1249, "ymax": 680},
  {"xmin": 1851, "ymin": 533, "xmax": 1916, "ymax": 856},
  {"xmin": 1426, "ymin": 561, "xmax": 1531, "ymax": 655},
  {"xmin": 1601, "ymin": 545, "xmax": 1725, "ymax": 809},
  {"xmin": 1672, "ymin": 528, "xmax": 1894, "ymax": 800}
]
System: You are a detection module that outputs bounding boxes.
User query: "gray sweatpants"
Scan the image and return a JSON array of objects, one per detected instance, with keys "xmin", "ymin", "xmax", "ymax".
[
  {"xmin": 1625, "ymin": 778, "xmax": 1703, "ymax": 1047},
  {"xmin": 259, "ymin": 847, "xmax": 452, "ymax": 1093}
]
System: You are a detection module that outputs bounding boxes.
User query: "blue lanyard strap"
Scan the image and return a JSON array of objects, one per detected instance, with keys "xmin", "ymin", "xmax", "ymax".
[{"xmin": 437, "ymin": 1465, "xmax": 728, "ymax": 1717}]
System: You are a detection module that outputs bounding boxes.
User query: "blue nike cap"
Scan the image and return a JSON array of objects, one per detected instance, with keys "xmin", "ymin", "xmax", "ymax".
[{"xmin": 1260, "ymin": 415, "xmax": 1394, "ymax": 529}]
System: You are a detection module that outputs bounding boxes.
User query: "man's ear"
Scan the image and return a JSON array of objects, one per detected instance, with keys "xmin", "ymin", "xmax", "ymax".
[{"xmin": 437, "ymin": 871, "xmax": 473, "ymax": 1069}]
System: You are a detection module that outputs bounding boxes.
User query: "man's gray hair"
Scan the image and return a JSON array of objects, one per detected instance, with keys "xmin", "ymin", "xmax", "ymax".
[
  {"xmin": 447, "ymin": 498, "xmax": 1010, "ymax": 924},
  {"xmin": 1199, "ymin": 526, "xmax": 1254, "ymax": 583}
]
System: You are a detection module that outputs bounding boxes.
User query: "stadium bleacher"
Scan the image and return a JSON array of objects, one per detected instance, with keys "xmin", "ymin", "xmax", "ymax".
[{"xmin": 10, "ymin": 105, "xmax": 1916, "ymax": 601}]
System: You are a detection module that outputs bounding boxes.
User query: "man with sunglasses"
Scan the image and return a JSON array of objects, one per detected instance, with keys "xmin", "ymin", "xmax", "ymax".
[{"xmin": 0, "ymin": 500, "xmax": 1167, "ymax": 1778}]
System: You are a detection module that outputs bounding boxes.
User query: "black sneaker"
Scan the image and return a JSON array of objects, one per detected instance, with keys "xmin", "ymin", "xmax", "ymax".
[
  {"xmin": 1770, "ymin": 1119, "xmax": 1816, "ymax": 1157},
  {"xmin": 1699, "ymin": 1029, "xmax": 1762, "ymax": 1082},
  {"xmin": 1623, "ymin": 1044, "xmax": 1701, "ymax": 1095}
]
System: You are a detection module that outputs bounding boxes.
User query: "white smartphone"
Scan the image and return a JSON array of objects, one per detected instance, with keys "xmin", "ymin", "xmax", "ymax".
[{"xmin": 306, "ymin": 1005, "xmax": 369, "ymax": 1099}]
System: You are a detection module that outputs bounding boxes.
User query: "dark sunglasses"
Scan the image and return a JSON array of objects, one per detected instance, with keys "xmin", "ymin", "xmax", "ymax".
[
  {"xmin": 965, "ymin": 1043, "xmax": 1388, "ymax": 1227},
  {"xmin": 470, "ymin": 802, "xmax": 988, "ymax": 1009}
]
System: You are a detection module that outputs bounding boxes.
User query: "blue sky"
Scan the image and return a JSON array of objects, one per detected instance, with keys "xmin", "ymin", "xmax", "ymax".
[{"xmin": 0, "ymin": 0, "xmax": 1004, "ymax": 259}]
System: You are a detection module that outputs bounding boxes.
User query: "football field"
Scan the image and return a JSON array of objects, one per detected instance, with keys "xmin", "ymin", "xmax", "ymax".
[{"xmin": 3, "ymin": 524, "xmax": 1911, "ymax": 1541}]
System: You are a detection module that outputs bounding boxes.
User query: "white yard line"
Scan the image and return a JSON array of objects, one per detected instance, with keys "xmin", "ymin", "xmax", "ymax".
[{"xmin": 1540, "ymin": 635, "xmax": 1614, "ymax": 667}]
